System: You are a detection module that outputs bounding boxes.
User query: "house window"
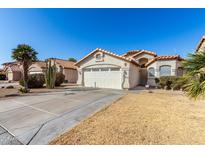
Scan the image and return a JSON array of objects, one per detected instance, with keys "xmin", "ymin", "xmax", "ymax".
[
  {"xmin": 92, "ymin": 68, "xmax": 100, "ymax": 71},
  {"xmin": 159, "ymin": 65, "xmax": 171, "ymax": 76},
  {"xmin": 96, "ymin": 54, "xmax": 102, "ymax": 60},
  {"xmin": 95, "ymin": 52, "xmax": 104, "ymax": 62},
  {"xmin": 148, "ymin": 67, "xmax": 155, "ymax": 77},
  {"xmin": 110, "ymin": 68, "xmax": 120, "ymax": 71},
  {"xmin": 101, "ymin": 68, "xmax": 109, "ymax": 71},
  {"xmin": 84, "ymin": 68, "xmax": 91, "ymax": 72}
]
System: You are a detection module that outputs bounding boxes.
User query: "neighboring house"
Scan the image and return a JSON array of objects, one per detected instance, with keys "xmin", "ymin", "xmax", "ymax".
[
  {"xmin": 2, "ymin": 62, "xmax": 22, "ymax": 81},
  {"xmin": 75, "ymin": 48, "xmax": 183, "ymax": 89},
  {"xmin": 49, "ymin": 58, "xmax": 78, "ymax": 83},
  {"xmin": 0, "ymin": 68, "xmax": 4, "ymax": 74},
  {"xmin": 2, "ymin": 59, "xmax": 78, "ymax": 83},
  {"xmin": 29, "ymin": 61, "xmax": 46, "ymax": 74},
  {"xmin": 196, "ymin": 36, "xmax": 205, "ymax": 53}
]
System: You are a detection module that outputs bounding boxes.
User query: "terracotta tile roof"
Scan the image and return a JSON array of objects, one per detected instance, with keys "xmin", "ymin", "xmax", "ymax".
[
  {"xmin": 33, "ymin": 61, "xmax": 46, "ymax": 68},
  {"xmin": 9, "ymin": 65, "xmax": 22, "ymax": 72},
  {"xmin": 132, "ymin": 50, "xmax": 157, "ymax": 57},
  {"xmin": 50, "ymin": 58, "xmax": 77, "ymax": 69},
  {"xmin": 2, "ymin": 61, "xmax": 19, "ymax": 66},
  {"xmin": 75, "ymin": 48, "xmax": 140, "ymax": 66},
  {"xmin": 196, "ymin": 36, "xmax": 205, "ymax": 52},
  {"xmin": 156, "ymin": 55, "xmax": 183, "ymax": 60},
  {"xmin": 145, "ymin": 55, "xmax": 183, "ymax": 67},
  {"xmin": 123, "ymin": 50, "xmax": 157, "ymax": 58},
  {"xmin": 122, "ymin": 50, "xmax": 141, "ymax": 57}
]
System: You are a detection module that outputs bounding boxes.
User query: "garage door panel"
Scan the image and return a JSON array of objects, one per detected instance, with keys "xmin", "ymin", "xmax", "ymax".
[{"xmin": 84, "ymin": 69, "xmax": 122, "ymax": 89}]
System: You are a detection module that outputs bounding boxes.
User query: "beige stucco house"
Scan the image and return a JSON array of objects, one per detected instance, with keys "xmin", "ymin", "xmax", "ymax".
[
  {"xmin": 196, "ymin": 36, "xmax": 205, "ymax": 53},
  {"xmin": 2, "ymin": 62, "xmax": 22, "ymax": 81},
  {"xmin": 49, "ymin": 58, "xmax": 78, "ymax": 83},
  {"xmin": 2, "ymin": 59, "xmax": 78, "ymax": 83},
  {"xmin": 75, "ymin": 48, "xmax": 184, "ymax": 89},
  {"xmin": 29, "ymin": 61, "xmax": 46, "ymax": 74}
]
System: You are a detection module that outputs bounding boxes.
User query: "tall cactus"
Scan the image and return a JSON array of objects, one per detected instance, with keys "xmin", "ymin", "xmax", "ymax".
[{"xmin": 45, "ymin": 59, "xmax": 57, "ymax": 89}]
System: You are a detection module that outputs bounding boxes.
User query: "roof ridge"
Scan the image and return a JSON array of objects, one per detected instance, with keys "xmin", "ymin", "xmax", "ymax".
[
  {"xmin": 48, "ymin": 57, "xmax": 71, "ymax": 62},
  {"xmin": 75, "ymin": 48, "xmax": 139, "ymax": 66},
  {"xmin": 196, "ymin": 35, "xmax": 205, "ymax": 52}
]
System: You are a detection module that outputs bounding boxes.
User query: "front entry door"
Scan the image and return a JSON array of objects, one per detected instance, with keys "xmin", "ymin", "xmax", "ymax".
[{"xmin": 139, "ymin": 68, "xmax": 147, "ymax": 86}]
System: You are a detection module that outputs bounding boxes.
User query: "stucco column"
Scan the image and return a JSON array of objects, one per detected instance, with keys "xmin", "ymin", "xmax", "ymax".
[{"xmin": 77, "ymin": 68, "xmax": 83, "ymax": 85}]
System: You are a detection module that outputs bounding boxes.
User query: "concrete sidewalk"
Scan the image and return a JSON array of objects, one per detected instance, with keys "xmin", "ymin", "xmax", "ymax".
[
  {"xmin": 0, "ymin": 89, "xmax": 125, "ymax": 145},
  {"xmin": 0, "ymin": 126, "xmax": 22, "ymax": 145}
]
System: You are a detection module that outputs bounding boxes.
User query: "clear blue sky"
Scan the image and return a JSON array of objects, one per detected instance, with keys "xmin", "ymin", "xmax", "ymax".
[{"xmin": 1, "ymin": 9, "xmax": 205, "ymax": 65}]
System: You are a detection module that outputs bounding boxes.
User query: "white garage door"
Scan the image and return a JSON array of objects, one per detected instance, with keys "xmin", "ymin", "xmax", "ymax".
[{"xmin": 84, "ymin": 67, "xmax": 122, "ymax": 89}]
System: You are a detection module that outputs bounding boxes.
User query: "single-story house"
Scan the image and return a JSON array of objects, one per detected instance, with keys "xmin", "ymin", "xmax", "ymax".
[
  {"xmin": 49, "ymin": 58, "xmax": 78, "ymax": 83},
  {"xmin": 29, "ymin": 61, "xmax": 46, "ymax": 74},
  {"xmin": 196, "ymin": 35, "xmax": 205, "ymax": 53},
  {"xmin": 4, "ymin": 62, "xmax": 22, "ymax": 81},
  {"xmin": 2, "ymin": 62, "xmax": 22, "ymax": 81},
  {"xmin": 0, "ymin": 68, "xmax": 4, "ymax": 74},
  {"xmin": 2, "ymin": 59, "xmax": 78, "ymax": 83},
  {"xmin": 75, "ymin": 48, "xmax": 184, "ymax": 89}
]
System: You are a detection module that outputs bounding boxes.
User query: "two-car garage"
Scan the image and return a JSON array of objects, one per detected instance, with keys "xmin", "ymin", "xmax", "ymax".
[{"xmin": 83, "ymin": 67, "xmax": 122, "ymax": 89}]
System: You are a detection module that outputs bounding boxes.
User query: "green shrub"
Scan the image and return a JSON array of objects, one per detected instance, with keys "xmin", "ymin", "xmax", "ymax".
[
  {"xmin": 155, "ymin": 78, "xmax": 160, "ymax": 84},
  {"xmin": 0, "ymin": 74, "xmax": 6, "ymax": 80},
  {"xmin": 19, "ymin": 74, "xmax": 45, "ymax": 88},
  {"xmin": 18, "ymin": 87, "xmax": 30, "ymax": 93},
  {"xmin": 159, "ymin": 76, "xmax": 178, "ymax": 90},
  {"xmin": 172, "ymin": 77, "xmax": 188, "ymax": 90},
  {"xmin": 64, "ymin": 80, "xmax": 68, "ymax": 83},
  {"xmin": 55, "ymin": 72, "xmax": 65, "ymax": 86}
]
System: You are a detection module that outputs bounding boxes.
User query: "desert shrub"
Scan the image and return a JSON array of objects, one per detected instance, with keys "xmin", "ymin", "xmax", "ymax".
[
  {"xmin": 159, "ymin": 76, "xmax": 178, "ymax": 90},
  {"xmin": 154, "ymin": 78, "xmax": 160, "ymax": 88},
  {"xmin": 18, "ymin": 87, "xmax": 30, "ymax": 93},
  {"xmin": 0, "ymin": 74, "xmax": 6, "ymax": 80},
  {"xmin": 19, "ymin": 74, "xmax": 45, "ymax": 88},
  {"xmin": 64, "ymin": 80, "xmax": 68, "ymax": 83},
  {"xmin": 55, "ymin": 72, "xmax": 65, "ymax": 86},
  {"xmin": 172, "ymin": 77, "xmax": 188, "ymax": 90},
  {"xmin": 155, "ymin": 78, "xmax": 160, "ymax": 84}
]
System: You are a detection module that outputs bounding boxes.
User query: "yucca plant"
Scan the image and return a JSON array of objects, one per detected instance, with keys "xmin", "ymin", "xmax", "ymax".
[
  {"xmin": 45, "ymin": 59, "xmax": 57, "ymax": 89},
  {"xmin": 182, "ymin": 51, "xmax": 205, "ymax": 99}
]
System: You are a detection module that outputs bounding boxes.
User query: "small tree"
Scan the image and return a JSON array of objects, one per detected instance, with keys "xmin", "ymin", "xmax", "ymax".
[
  {"xmin": 12, "ymin": 44, "xmax": 38, "ymax": 92},
  {"xmin": 68, "ymin": 57, "xmax": 77, "ymax": 62}
]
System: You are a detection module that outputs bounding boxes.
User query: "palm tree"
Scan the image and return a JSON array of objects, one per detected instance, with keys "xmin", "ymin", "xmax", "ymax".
[
  {"xmin": 12, "ymin": 44, "xmax": 38, "ymax": 92},
  {"xmin": 183, "ymin": 51, "xmax": 205, "ymax": 99}
]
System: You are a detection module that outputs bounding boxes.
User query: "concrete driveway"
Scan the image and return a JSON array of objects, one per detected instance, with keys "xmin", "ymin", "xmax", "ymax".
[{"xmin": 0, "ymin": 89, "xmax": 125, "ymax": 145}]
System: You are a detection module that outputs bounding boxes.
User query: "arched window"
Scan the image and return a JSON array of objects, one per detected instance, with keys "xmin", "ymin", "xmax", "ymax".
[
  {"xmin": 148, "ymin": 67, "xmax": 155, "ymax": 77},
  {"xmin": 159, "ymin": 65, "xmax": 171, "ymax": 76},
  {"xmin": 96, "ymin": 53, "xmax": 102, "ymax": 60},
  {"xmin": 138, "ymin": 58, "xmax": 148, "ymax": 68},
  {"xmin": 95, "ymin": 52, "xmax": 104, "ymax": 62}
]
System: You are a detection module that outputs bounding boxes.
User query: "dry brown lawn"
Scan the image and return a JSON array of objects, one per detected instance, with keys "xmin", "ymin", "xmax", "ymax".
[
  {"xmin": 0, "ymin": 83, "xmax": 78, "ymax": 99},
  {"xmin": 50, "ymin": 90, "xmax": 205, "ymax": 145}
]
